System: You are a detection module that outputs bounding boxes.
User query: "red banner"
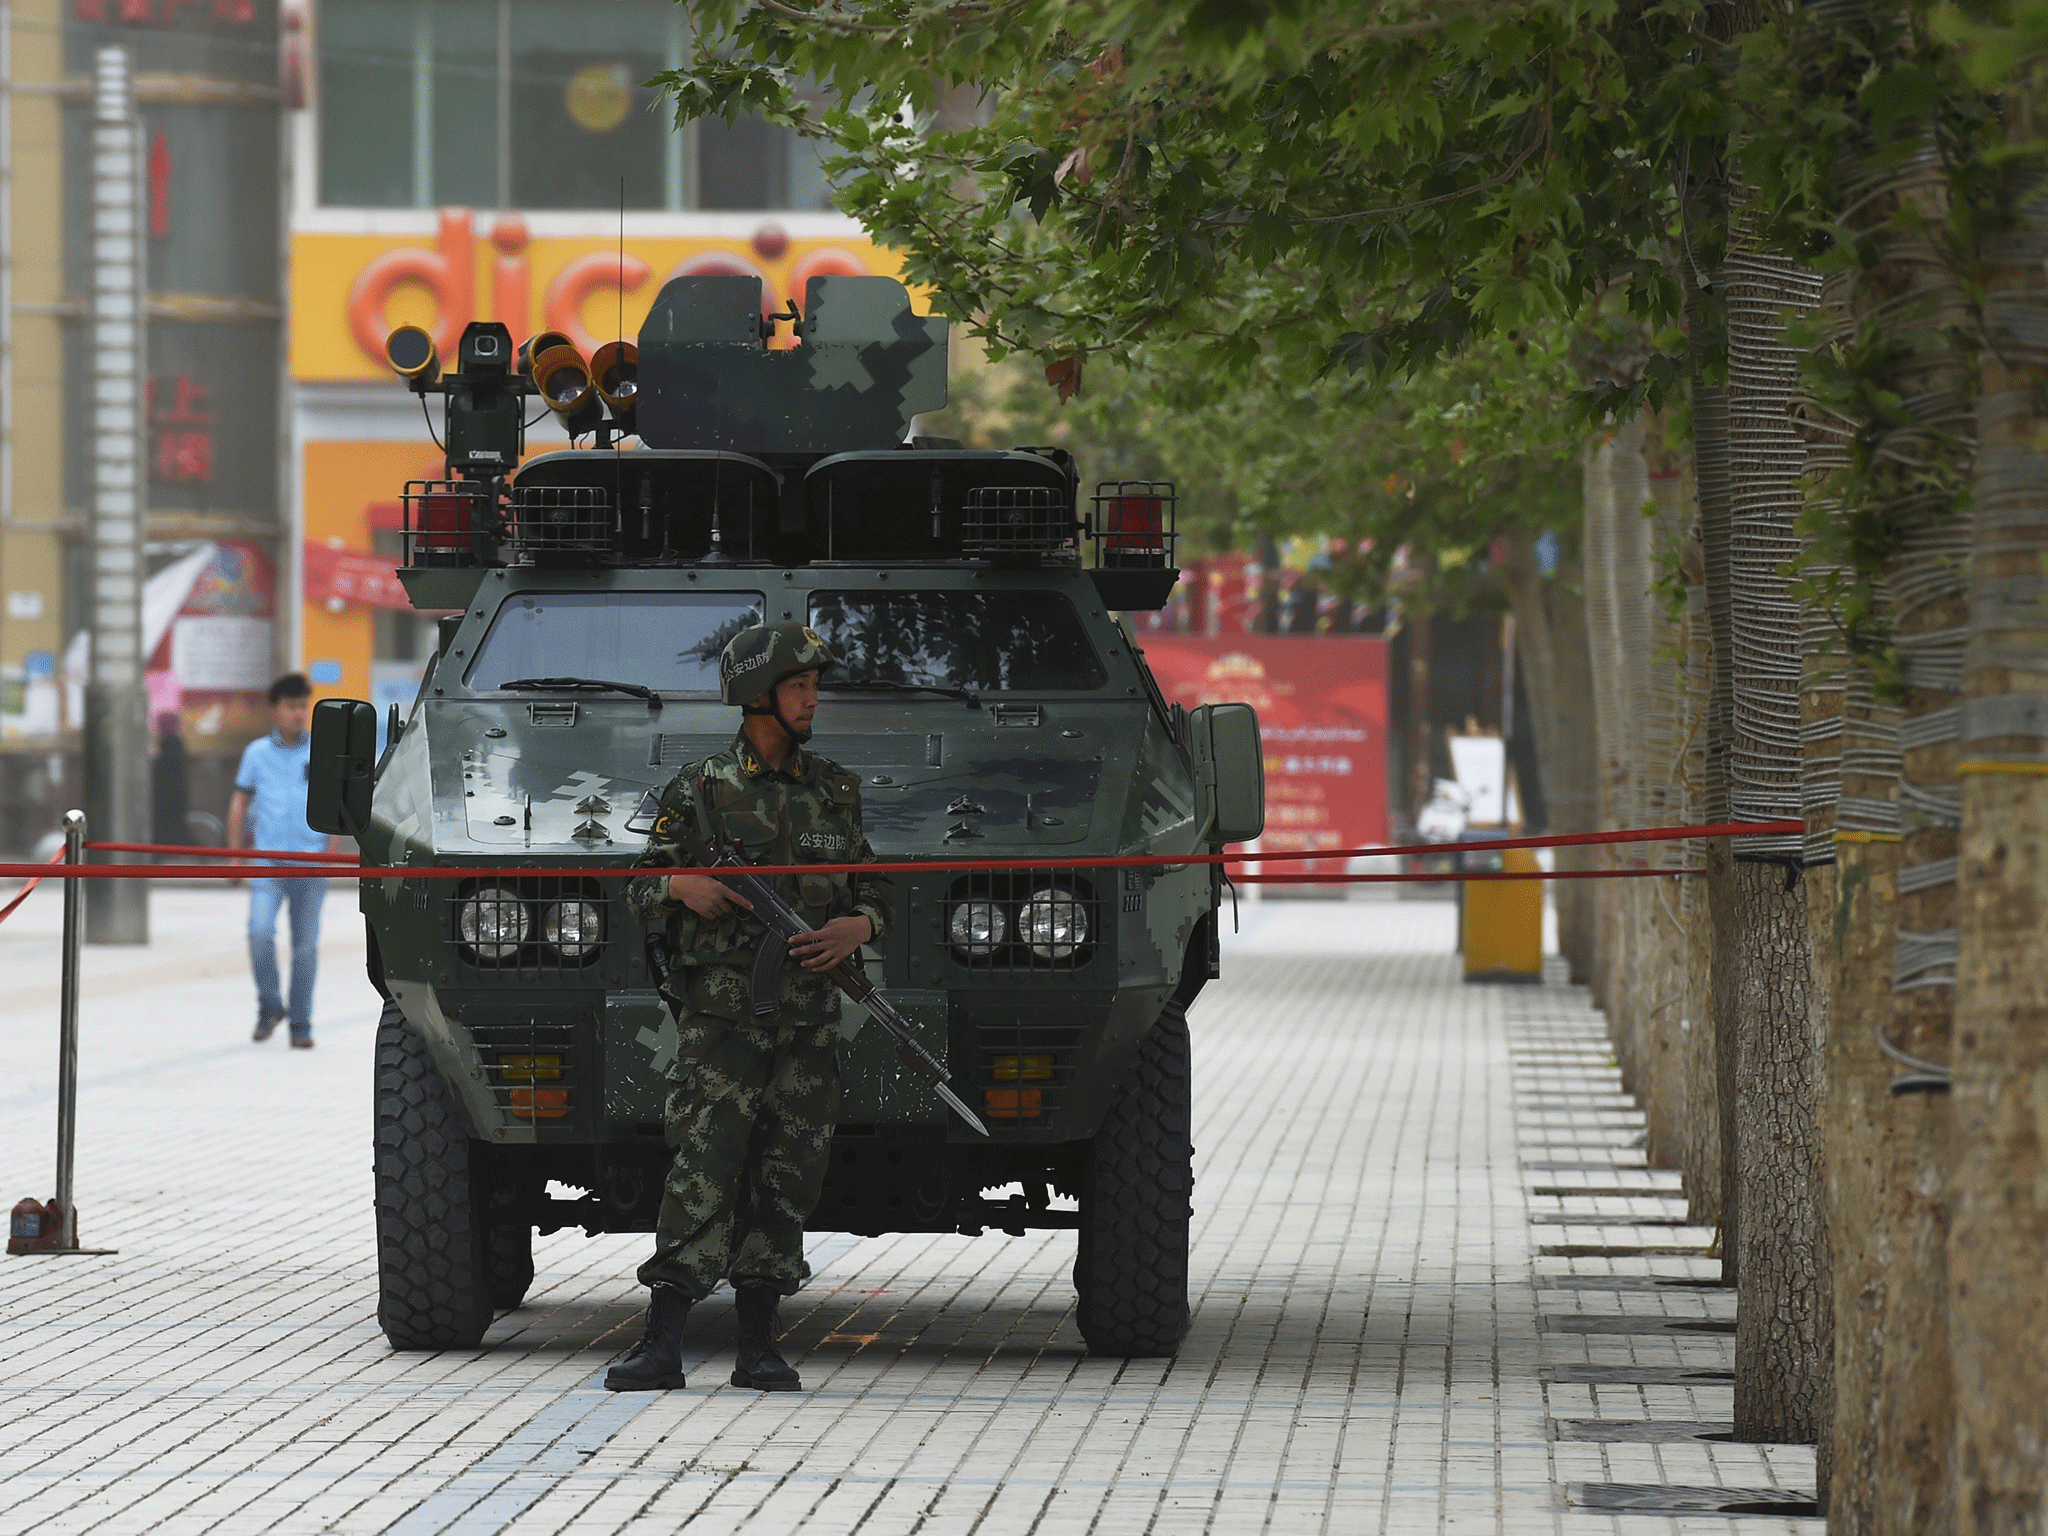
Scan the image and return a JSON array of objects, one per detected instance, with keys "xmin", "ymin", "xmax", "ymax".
[
  {"xmin": 1136, "ymin": 635, "xmax": 1390, "ymax": 876},
  {"xmin": 302, "ymin": 540, "xmax": 410, "ymax": 611}
]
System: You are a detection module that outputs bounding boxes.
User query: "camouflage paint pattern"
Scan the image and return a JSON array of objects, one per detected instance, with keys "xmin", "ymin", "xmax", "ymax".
[
  {"xmin": 638, "ymin": 275, "xmax": 948, "ymax": 455},
  {"xmin": 367, "ymin": 561, "xmax": 1226, "ymax": 1157},
  {"xmin": 636, "ymin": 1010, "xmax": 841, "ymax": 1299},
  {"xmin": 358, "ymin": 272, "xmax": 1254, "ymax": 1248},
  {"xmin": 624, "ymin": 731, "xmax": 891, "ymax": 1023}
]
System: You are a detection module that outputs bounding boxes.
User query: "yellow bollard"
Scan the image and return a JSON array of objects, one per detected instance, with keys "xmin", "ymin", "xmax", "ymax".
[{"xmin": 1460, "ymin": 846, "xmax": 1544, "ymax": 983}]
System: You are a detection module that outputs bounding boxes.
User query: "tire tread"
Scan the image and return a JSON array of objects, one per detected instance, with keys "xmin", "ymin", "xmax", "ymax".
[
  {"xmin": 375, "ymin": 1000, "xmax": 492, "ymax": 1350},
  {"xmin": 1074, "ymin": 1000, "xmax": 1193, "ymax": 1357}
]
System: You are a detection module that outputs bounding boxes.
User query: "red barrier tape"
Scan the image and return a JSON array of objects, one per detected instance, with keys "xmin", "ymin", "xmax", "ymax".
[
  {"xmin": 84, "ymin": 841, "xmax": 355, "ymax": 864},
  {"xmin": 1235, "ymin": 867, "xmax": 1701, "ymax": 884},
  {"xmin": 0, "ymin": 846, "xmax": 65, "ymax": 924},
  {"xmin": 0, "ymin": 820, "xmax": 1798, "ymax": 883}
]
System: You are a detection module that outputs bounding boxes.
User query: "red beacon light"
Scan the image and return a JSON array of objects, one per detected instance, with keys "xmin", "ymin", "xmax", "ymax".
[{"xmin": 1092, "ymin": 481, "xmax": 1177, "ymax": 569}]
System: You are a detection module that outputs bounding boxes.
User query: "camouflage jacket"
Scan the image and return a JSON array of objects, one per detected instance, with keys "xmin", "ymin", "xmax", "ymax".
[{"xmin": 626, "ymin": 731, "xmax": 892, "ymax": 1023}]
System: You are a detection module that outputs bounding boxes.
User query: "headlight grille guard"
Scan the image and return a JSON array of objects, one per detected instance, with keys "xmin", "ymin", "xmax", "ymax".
[
  {"xmin": 448, "ymin": 875, "xmax": 608, "ymax": 976},
  {"xmin": 940, "ymin": 868, "xmax": 1101, "ymax": 973}
]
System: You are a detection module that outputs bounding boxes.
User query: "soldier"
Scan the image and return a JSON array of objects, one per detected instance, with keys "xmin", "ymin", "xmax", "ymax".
[{"xmin": 606, "ymin": 622, "xmax": 891, "ymax": 1393}]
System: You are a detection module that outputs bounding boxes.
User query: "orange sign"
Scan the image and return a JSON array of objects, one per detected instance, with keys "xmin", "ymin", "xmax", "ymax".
[{"xmin": 290, "ymin": 210, "xmax": 901, "ymax": 382}]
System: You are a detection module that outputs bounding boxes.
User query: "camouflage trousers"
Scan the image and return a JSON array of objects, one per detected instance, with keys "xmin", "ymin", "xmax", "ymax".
[{"xmin": 636, "ymin": 1009, "xmax": 840, "ymax": 1301}]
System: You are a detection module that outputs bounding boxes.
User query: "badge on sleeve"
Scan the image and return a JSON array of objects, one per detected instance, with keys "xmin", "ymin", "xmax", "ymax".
[{"xmin": 625, "ymin": 789, "xmax": 667, "ymax": 837}]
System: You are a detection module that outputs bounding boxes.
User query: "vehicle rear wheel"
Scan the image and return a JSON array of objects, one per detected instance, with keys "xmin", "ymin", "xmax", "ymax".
[
  {"xmin": 374, "ymin": 999, "xmax": 493, "ymax": 1350},
  {"xmin": 1074, "ymin": 999, "xmax": 1193, "ymax": 1357}
]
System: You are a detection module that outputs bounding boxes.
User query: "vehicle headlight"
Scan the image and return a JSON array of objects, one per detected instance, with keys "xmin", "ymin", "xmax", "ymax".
[
  {"xmin": 1020, "ymin": 887, "xmax": 1088, "ymax": 960},
  {"xmin": 947, "ymin": 898, "xmax": 1008, "ymax": 957},
  {"xmin": 458, "ymin": 885, "xmax": 529, "ymax": 961},
  {"xmin": 542, "ymin": 897, "xmax": 603, "ymax": 959}
]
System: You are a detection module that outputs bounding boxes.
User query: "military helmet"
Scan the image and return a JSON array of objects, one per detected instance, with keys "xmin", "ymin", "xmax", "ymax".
[{"xmin": 719, "ymin": 621, "xmax": 836, "ymax": 706}]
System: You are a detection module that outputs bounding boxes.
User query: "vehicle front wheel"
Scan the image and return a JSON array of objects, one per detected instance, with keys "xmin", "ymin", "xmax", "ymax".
[
  {"xmin": 1074, "ymin": 999, "xmax": 1193, "ymax": 1357},
  {"xmin": 374, "ymin": 999, "xmax": 492, "ymax": 1350}
]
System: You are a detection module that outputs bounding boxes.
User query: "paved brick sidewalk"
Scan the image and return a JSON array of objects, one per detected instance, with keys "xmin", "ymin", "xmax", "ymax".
[{"xmin": 0, "ymin": 888, "xmax": 1812, "ymax": 1533}]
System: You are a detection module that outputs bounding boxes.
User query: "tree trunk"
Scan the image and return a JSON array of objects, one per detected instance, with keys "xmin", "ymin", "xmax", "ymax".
[
  {"xmin": 1610, "ymin": 422, "xmax": 1657, "ymax": 1112},
  {"xmin": 1407, "ymin": 603, "xmax": 1434, "ymax": 824},
  {"xmin": 1682, "ymin": 551, "xmax": 1720, "ymax": 1229},
  {"xmin": 1254, "ymin": 530, "xmax": 1283, "ymax": 634},
  {"xmin": 1770, "ymin": 11, "xmax": 1978, "ymax": 1521},
  {"xmin": 1946, "ymin": 89, "xmax": 2048, "ymax": 1533},
  {"xmin": 1723, "ymin": 233, "xmax": 1830, "ymax": 1442},
  {"xmin": 1547, "ymin": 543, "xmax": 1601, "ymax": 982},
  {"xmin": 1875, "ymin": 388, "xmax": 1970, "ymax": 1536},
  {"xmin": 1825, "ymin": 616, "xmax": 1905, "ymax": 1535},
  {"xmin": 1793, "ymin": 259, "xmax": 1855, "ymax": 1510},
  {"xmin": 1503, "ymin": 526, "xmax": 1603, "ymax": 993},
  {"xmin": 1640, "ymin": 426, "xmax": 1692, "ymax": 1171},
  {"xmin": 1502, "ymin": 523, "xmax": 1599, "ymax": 852},
  {"xmin": 1582, "ymin": 434, "xmax": 1625, "ymax": 1027},
  {"xmin": 1685, "ymin": 262, "xmax": 1732, "ymax": 1232},
  {"xmin": 1828, "ymin": 829, "xmax": 1902, "ymax": 1535},
  {"xmin": 1728, "ymin": 858, "xmax": 1826, "ymax": 1441}
]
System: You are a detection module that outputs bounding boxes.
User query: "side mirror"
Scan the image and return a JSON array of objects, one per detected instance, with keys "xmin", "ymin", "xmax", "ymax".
[
  {"xmin": 307, "ymin": 697, "xmax": 377, "ymax": 836},
  {"xmin": 1190, "ymin": 701, "xmax": 1265, "ymax": 843}
]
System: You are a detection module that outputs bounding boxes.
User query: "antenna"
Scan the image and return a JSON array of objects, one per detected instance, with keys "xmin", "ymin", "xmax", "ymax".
[{"xmin": 613, "ymin": 175, "xmax": 623, "ymax": 527}]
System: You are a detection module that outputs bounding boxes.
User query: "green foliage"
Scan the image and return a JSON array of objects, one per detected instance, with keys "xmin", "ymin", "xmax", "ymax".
[
  {"xmin": 649, "ymin": 0, "xmax": 2036, "ymax": 687},
  {"xmin": 654, "ymin": 0, "xmax": 1729, "ymax": 403},
  {"xmin": 926, "ymin": 321, "xmax": 1583, "ymax": 613}
]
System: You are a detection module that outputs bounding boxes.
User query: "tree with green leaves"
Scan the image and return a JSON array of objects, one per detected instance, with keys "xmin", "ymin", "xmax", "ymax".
[{"xmin": 657, "ymin": 5, "xmax": 2048, "ymax": 1522}]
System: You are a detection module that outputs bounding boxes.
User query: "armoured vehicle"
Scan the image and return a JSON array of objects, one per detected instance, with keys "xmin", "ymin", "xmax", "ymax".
[{"xmin": 308, "ymin": 276, "xmax": 1265, "ymax": 1358}]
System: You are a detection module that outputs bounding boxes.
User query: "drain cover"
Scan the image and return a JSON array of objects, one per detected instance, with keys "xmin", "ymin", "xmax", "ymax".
[
  {"xmin": 1543, "ymin": 1364, "xmax": 1735, "ymax": 1385},
  {"xmin": 1531, "ymin": 1213, "xmax": 1700, "ymax": 1226},
  {"xmin": 1554, "ymin": 1419, "xmax": 1734, "ymax": 1443},
  {"xmin": 1535, "ymin": 1276, "xmax": 1729, "ymax": 1292},
  {"xmin": 1569, "ymin": 1483, "xmax": 1819, "ymax": 1517},
  {"xmin": 1541, "ymin": 1315, "xmax": 1736, "ymax": 1335}
]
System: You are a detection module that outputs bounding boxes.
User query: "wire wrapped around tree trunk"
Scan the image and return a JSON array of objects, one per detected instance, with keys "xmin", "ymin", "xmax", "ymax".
[{"xmin": 1724, "ymin": 243, "xmax": 1823, "ymax": 862}]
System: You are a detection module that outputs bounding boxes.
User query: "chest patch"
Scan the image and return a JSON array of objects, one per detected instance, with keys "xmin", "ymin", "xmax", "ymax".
[{"xmin": 796, "ymin": 830, "xmax": 848, "ymax": 853}]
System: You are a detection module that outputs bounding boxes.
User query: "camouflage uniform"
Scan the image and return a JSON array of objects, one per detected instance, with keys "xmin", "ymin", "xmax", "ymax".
[{"xmin": 624, "ymin": 732, "xmax": 891, "ymax": 1300}]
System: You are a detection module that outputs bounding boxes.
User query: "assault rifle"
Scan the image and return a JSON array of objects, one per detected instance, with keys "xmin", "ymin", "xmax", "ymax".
[{"xmin": 654, "ymin": 815, "xmax": 989, "ymax": 1138}]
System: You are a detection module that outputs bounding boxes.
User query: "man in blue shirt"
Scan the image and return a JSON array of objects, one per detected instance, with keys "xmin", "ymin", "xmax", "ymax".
[{"xmin": 229, "ymin": 673, "xmax": 339, "ymax": 1047}]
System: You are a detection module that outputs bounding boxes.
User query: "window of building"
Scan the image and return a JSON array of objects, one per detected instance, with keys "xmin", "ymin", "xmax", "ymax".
[{"xmin": 318, "ymin": 0, "xmax": 834, "ymax": 212}]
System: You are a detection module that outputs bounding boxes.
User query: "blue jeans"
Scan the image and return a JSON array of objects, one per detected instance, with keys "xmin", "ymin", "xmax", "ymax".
[{"xmin": 249, "ymin": 877, "xmax": 328, "ymax": 1037}]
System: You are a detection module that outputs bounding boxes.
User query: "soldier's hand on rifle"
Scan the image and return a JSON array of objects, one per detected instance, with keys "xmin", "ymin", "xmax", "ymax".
[
  {"xmin": 789, "ymin": 915, "xmax": 875, "ymax": 971},
  {"xmin": 669, "ymin": 871, "xmax": 753, "ymax": 919}
]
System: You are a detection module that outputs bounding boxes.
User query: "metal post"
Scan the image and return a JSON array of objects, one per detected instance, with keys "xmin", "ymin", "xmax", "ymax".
[{"xmin": 55, "ymin": 810, "xmax": 83, "ymax": 1249}]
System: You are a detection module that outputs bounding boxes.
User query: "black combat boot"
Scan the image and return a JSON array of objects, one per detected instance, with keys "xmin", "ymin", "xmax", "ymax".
[
  {"xmin": 604, "ymin": 1286, "xmax": 691, "ymax": 1391},
  {"xmin": 731, "ymin": 1285, "xmax": 801, "ymax": 1391}
]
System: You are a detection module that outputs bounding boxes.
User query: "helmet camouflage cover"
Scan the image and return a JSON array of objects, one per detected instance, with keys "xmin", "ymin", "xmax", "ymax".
[{"xmin": 719, "ymin": 621, "xmax": 836, "ymax": 706}]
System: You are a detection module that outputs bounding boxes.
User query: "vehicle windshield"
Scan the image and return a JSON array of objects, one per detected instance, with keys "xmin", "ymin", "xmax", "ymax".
[
  {"xmin": 465, "ymin": 591, "xmax": 764, "ymax": 693},
  {"xmin": 808, "ymin": 590, "xmax": 1106, "ymax": 692}
]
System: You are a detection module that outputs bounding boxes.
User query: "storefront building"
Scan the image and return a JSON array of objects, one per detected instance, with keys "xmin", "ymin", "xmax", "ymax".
[
  {"xmin": 0, "ymin": 1, "xmax": 903, "ymax": 852},
  {"xmin": 0, "ymin": 0, "xmax": 284, "ymax": 850},
  {"xmin": 289, "ymin": 0, "xmax": 902, "ymax": 727}
]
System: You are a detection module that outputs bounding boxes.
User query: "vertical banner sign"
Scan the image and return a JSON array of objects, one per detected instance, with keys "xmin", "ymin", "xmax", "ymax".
[
  {"xmin": 1137, "ymin": 636, "xmax": 1390, "ymax": 878},
  {"xmin": 85, "ymin": 46, "xmax": 150, "ymax": 944}
]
